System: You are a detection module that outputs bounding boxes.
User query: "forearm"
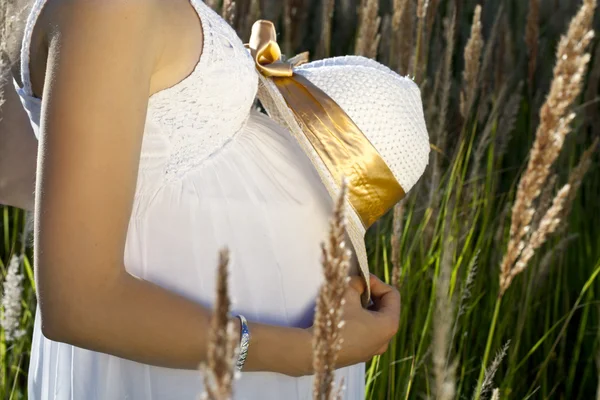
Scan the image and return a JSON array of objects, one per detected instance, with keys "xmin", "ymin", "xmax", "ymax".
[{"xmin": 44, "ymin": 269, "xmax": 313, "ymax": 376}]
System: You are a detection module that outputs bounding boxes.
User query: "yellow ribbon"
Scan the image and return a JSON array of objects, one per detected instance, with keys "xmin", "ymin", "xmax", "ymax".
[{"xmin": 247, "ymin": 20, "xmax": 405, "ymax": 229}]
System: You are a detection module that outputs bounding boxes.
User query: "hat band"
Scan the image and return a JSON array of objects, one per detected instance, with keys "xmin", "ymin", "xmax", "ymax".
[{"xmin": 248, "ymin": 20, "xmax": 405, "ymax": 229}]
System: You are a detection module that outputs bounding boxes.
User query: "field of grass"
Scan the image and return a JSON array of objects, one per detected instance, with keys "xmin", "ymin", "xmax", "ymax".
[{"xmin": 1, "ymin": 0, "xmax": 600, "ymax": 399}]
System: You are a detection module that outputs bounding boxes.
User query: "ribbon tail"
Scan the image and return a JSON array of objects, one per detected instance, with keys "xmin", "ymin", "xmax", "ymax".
[{"xmin": 271, "ymin": 74, "xmax": 405, "ymax": 229}]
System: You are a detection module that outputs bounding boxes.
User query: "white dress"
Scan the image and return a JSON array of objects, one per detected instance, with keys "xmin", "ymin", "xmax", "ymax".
[{"xmin": 14, "ymin": 0, "xmax": 366, "ymax": 399}]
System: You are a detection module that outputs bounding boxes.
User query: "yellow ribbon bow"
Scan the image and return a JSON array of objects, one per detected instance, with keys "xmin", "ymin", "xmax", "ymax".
[{"xmin": 247, "ymin": 20, "xmax": 405, "ymax": 229}]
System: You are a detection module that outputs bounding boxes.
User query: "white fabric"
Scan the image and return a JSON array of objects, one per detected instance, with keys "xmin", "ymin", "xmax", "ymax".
[
  {"xmin": 16, "ymin": 1, "xmax": 365, "ymax": 399},
  {"xmin": 295, "ymin": 56, "xmax": 430, "ymax": 197},
  {"xmin": 256, "ymin": 57, "xmax": 430, "ymax": 303}
]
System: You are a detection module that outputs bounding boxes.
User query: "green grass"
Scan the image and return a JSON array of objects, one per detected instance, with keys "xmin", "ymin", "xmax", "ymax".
[{"xmin": 1, "ymin": 0, "xmax": 600, "ymax": 398}]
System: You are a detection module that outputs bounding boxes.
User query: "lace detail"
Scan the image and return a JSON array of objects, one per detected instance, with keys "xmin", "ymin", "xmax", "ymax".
[{"xmin": 147, "ymin": 0, "xmax": 259, "ymax": 182}]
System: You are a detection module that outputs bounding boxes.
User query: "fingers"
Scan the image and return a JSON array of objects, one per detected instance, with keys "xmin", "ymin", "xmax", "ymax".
[
  {"xmin": 347, "ymin": 275, "xmax": 366, "ymax": 295},
  {"xmin": 368, "ymin": 274, "xmax": 400, "ymax": 319},
  {"xmin": 369, "ymin": 274, "xmax": 392, "ymax": 297}
]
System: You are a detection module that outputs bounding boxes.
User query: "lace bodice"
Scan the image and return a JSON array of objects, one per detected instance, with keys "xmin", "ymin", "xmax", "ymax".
[
  {"xmin": 14, "ymin": 0, "xmax": 259, "ymax": 185},
  {"xmin": 147, "ymin": 1, "xmax": 258, "ymax": 181}
]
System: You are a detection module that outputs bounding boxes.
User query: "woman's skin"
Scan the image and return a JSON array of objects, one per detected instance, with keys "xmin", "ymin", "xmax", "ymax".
[{"xmin": 2, "ymin": 0, "xmax": 401, "ymax": 377}]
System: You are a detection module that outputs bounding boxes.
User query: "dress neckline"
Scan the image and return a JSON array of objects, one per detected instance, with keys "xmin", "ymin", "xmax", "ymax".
[{"xmin": 149, "ymin": 0, "xmax": 209, "ymax": 102}]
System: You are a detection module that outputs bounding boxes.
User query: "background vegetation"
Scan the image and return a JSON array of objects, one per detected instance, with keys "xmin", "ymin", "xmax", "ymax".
[{"xmin": 1, "ymin": 0, "xmax": 599, "ymax": 398}]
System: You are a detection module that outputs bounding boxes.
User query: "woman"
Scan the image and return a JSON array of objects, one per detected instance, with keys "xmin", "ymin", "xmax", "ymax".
[{"xmin": 1, "ymin": 0, "xmax": 403, "ymax": 399}]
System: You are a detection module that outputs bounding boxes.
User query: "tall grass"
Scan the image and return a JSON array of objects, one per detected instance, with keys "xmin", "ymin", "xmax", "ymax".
[{"xmin": 1, "ymin": 0, "xmax": 600, "ymax": 399}]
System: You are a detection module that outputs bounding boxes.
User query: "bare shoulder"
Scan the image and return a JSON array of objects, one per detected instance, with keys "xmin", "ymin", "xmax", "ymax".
[
  {"xmin": 27, "ymin": 0, "xmax": 168, "ymax": 98},
  {"xmin": 40, "ymin": 0, "xmax": 164, "ymax": 61},
  {"xmin": 35, "ymin": 0, "xmax": 201, "ymax": 97},
  {"xmin": 42, "ymin": 0, "xmax": 163, "ymax": 24}
]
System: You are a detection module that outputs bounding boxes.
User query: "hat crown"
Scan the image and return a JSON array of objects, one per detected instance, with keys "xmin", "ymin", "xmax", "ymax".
[{"xmin": 295, "ymin": 56, "xmax": 431, "ymax": 193}]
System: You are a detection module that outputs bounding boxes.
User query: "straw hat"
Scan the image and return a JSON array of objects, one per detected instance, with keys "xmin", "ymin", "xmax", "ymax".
[{"xmin": 249, "ymin": 21, "xmax": 430, "ymax": 305}]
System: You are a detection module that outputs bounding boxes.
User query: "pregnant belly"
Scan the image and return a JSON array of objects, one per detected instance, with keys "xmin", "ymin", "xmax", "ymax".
[{"xmin": 124, "ymin": 109, "xmax": 359, "ymax": 327}]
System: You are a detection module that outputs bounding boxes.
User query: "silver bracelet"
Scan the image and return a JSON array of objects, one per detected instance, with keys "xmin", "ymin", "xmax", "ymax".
[{"xmin": 235, "ymin": 315, "xmax": 250, "ymax": 371}]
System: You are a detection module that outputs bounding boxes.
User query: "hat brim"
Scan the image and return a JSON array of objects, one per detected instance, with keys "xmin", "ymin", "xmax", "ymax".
[{"xmin": 257, "ymin": 74, "xmax": 373, "ymax": 306}]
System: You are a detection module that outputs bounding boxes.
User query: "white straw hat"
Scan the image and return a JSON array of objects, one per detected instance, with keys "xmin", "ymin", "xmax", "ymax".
[{"xmin": 251, "ymin": 21, "xmax": 430, "ymax": 304}]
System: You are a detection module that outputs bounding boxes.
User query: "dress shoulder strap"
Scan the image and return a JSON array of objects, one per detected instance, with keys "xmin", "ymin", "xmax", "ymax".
[{"xmin": 19, "ymin": 0, "xmax": 48, "ymax": 98}]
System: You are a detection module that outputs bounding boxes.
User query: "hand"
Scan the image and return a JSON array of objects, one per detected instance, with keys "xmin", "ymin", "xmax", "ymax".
[{"xmin": 309, "ymin": 273, "xmax": 401, "ymax": 369}]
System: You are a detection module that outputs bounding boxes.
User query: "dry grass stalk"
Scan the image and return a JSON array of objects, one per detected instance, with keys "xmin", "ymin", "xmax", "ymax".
[
  {"xmin": 458, "ymin": 257, "xmax": 478, "ymax": 321},
  {"xmin": 535, "ymin": 233, "xmax": 579, "ymax": 289},
  {"xmin": 283, "ymin": 0, "xmax": 294, "ymax": 56},
  {"xmin": 584, "ymin": 43, "xmax": 600, "ymax": 136},
  {"xmin": 0, "ymin": 254, "xmax": 26, "ymax": 342},
  {"xmin": 355, "ymin": 0, "xmax": 381, "ymax": 59},
  {"xmin": 425, "ymin": 0, "xmax": 440, "ymax": 41},
  {"xmin": 241, "ymin": 0, "xmax": 261, "ymax": 42},
  {"xmin": 432, "ymin": 204, "xmax": 458, "ymax": 400},
  {"xmin": 222, "ymin": 0, "xmax": 236, "ymax": 26},
  {"xmin": 495, "ymin": 208, "xmax": 510, "ymax": 248},
  {"xmin": 416, "ymin": 0, "xmax": 428, "ymax": 19},
  {"xmin": 412, "ymin": 0, "xmax": 429, "ymax": 83},
  {"xmin": 391, "ymin": 198, "xmax": 407, "ymax": 290},
  {"xmin": 425, "ymin": 56, "xmax": 442, "ymax": 125},
  {"xmin": 429, "ymin": 7, "xmax": 456, "ymax": 205},
  {"xmin": 460, "ymin": 5, "xmax": 484, "ymax": 119},
  {"xmin": 313, "ymin": 177, "xmax": 351, "ymax": 400},
  {"xmin": 420, "ymin": 0, "xmax": 440, "ymax": 89},
  {"xmin": 333, "ymin": 377, "xmax": 345, "ymax": 400},
  {"xmin": 200, "ymin": 248, "xmax": 239, "ymax": 400},
  {"xmin": 471, "ymin": 81, "xmax": 511, "ymax": 182},
  {"xmin": 525, "ymin": 0, "xmax": 541, "ymax": 88},
  {"xmin": 391, "ymin": 0, "xmax": 414, "ymax": 75},
  {"xmin": 556, "ymin": 137, "xmax": 599, "ymax": 233},
  {"xmin": 491, "ymin": 388, "xmax": 500, "ymax": 400},
  {"xmin": 439, "ymin": 256, "xmax": 478, "ymax": 374},
  {"xmin": 23, "ymin": 210, "xmax": 35, "ymax": 248},
  {"xmin": 530, "ymin": 174, "xmax": 558, "ymax": 234},
  {"xmin": 422, "ymin": 0, "xmax": 440, "ymax": 80},
  {"xmin": 390, "ymin": 0, "xmax": 404, "ymax": 71},
  {"xmin": 317, "ymin": 0, "xmax": 336, "ymax": 59},
  {"xmin": 499, "ymin": 0, "xmax": 597, "ymax": 295},
  {"xmin": 473, "ymin": 341, "xmax": 510, "ymax": 400},
  {"xmin": 476, "ymin": 5, "xmax": 505, "ymax": 124},
  {"xmin": 422, "ymin": 0, "xmax": 448, "ymax": 121},
  {"xmin": 495, "ymin": 14, "xmax": 513, "ymax": 92},
  {"xmin": 503, "ymin": 185, "xmax": 570, "ymax": 292},
  {"xmin": 283, "ymin": 0, "xmax": 311, "ymax": 57},
  {"xmin": 379, "ymin": 14, "xmax": 393, "ymax": 66},
  {"xmin": 495, "ymin": 81, "xmax": 524, "ymax": 160}
]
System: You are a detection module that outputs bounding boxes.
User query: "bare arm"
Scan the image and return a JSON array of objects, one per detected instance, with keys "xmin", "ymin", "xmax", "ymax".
[
  {"xmin": 0, "ymin": 71, "xmax": 38, "ymax": 211},
  {"xmin": 34, "ymin": 0, "xmax": 318, "ymax": 376}
]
